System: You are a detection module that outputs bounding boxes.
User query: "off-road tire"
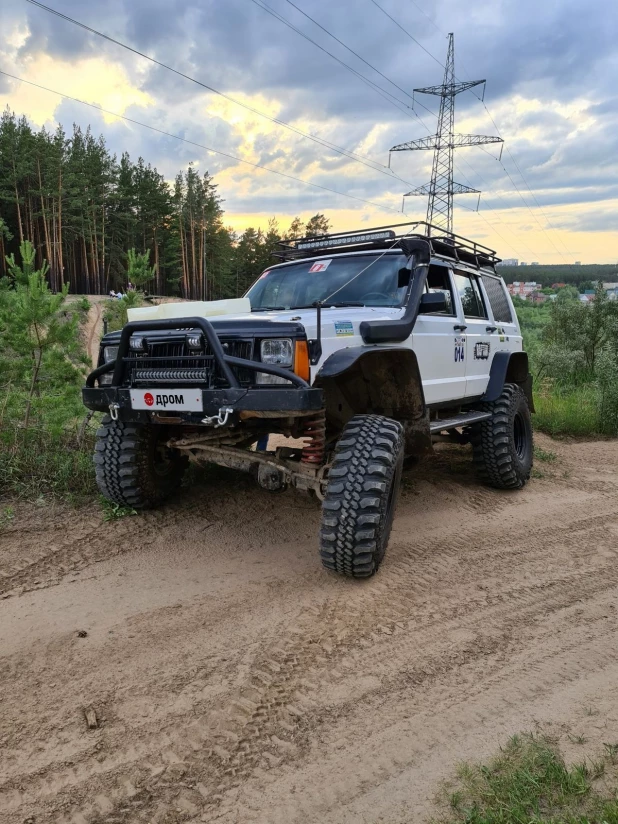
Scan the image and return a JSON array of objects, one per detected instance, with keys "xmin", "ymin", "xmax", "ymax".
[
  {"xmin": 470, "ymin": 383, "xmax": 533, "ymax": 489},
  {"xmin": 320, "ymin": 415, "xmax": 404, "ymax": 578},
  {"xmin": 94, "ymin": 417, "xmax": 187, "ymax": 509}
]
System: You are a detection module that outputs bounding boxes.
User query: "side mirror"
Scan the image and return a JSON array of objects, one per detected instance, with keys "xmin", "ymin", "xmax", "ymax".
[
  {"xmin": 419, "ymin": 292, "xmax": 447, "ymax": 313},
  {"xmin": 397, "ymin": 267, "xmax": 412, "ymax": 288}
]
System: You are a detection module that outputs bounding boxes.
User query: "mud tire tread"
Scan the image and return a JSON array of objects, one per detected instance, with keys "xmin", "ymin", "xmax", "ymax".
[
  {"xmin": 469, "ymin": 383, "xmax": 533, "ymax": 490},
  {"xmin": 94, "ymin": 416, "xmax": 186, "ymax": 509},
  {"xmin": 319, "ymin": 414, "xmax": 404, "ymax": 578}
]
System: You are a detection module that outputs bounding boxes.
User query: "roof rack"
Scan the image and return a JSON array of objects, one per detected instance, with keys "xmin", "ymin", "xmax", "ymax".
[{"xmin": 275, "ymin": 220, "xmax": 500, "ymax": 270}]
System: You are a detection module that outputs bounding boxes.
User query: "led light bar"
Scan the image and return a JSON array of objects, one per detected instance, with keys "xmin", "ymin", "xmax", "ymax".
[
  {"xmin": 296, "ymin": 230, "xmax": 395, "ymax": 251},
  {"xmin": 133, "ymin": 368, "xmax": 211, "ymax": 383}
]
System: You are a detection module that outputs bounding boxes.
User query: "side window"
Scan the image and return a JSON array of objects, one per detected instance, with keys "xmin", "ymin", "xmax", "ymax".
[
  {"xmin": 481, "ymin": 274, "xmax": 514, "ymax": 323},
  {"xmin": 453, "ymin": 272, "xmax": 488, "ymax": 319},
  {"xmin": 424, "ymin": 264, "xmax": 455, "ymax": 315}
]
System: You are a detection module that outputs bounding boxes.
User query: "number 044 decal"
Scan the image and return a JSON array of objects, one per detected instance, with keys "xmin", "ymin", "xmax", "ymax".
[{"xmin": 454, "ymin": 336, "xmax": 465, "ymax": 362}]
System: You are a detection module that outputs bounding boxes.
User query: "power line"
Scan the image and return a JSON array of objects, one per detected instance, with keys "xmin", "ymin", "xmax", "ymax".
[
  {"xmin": 24, "ymin": 0, "xmax": 397, "ymax": 172},
  {"xmin": 22, "ymin": 0, "xmax": 442, "ymax": 207},
  {"xmin": 281, "ymin": 0, "xmax": 417, "ymax": 104},
  {"xmin": 368, "ymin": 0, "xmax": 444, "ymax": 69},
  {"xmin": 24, "ymin": 0, "xmax": 452, "ymax": 197},
  {"xmin": 0, "ymin": 70, "xmax": 407, "ymax": 216},
  {"xmin": 245, "ymin": 0, "xmax": 417, "ymax": 116}
]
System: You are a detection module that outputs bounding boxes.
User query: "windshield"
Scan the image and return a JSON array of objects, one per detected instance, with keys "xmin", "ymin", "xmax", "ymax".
[{"xmin": 246, "ymin": 253, "xmax": 409, "ymax": 310}]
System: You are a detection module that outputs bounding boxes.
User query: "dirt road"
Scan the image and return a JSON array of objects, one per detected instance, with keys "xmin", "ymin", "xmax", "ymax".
[{"xmin": 2, "ymin": 435, "xmax": 618, "ymax": 824}]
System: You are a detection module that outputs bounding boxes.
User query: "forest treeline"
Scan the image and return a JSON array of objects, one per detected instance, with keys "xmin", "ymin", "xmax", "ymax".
[{"xmin": 0, "ymin": 109, "xmax": 330, "ymax": 299}]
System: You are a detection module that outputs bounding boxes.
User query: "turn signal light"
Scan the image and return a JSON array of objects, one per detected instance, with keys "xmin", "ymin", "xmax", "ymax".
[{"xmin": 294, "ymin": 340, "xmax": 310, "ymax": 381}]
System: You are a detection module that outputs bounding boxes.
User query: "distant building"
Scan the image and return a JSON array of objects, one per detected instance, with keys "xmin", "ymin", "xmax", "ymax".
[
  {"xmin": 529, "ymin": 291, "xmax": 548, "ymax": 304},
  {"xmin": 530, "ymin": 261, "xmax": 539, "ymax": 266},
  {"xmin": 551, "ymin": 282, "xmax": 566, "ymax": 289},
  {"xmin": 574, "ymin": 261, "xmax": 582, "ymax": 265},
  {"xmin": 520, "ymin": 262, "xmax": 528, "ymax": 266},
  {"xmin": 507, "ymin": 281, "xmax": 539, "ymax": 299},
  {"xmin": 496, "ymin": 258, "xmax": 519, "ymax": 267}
]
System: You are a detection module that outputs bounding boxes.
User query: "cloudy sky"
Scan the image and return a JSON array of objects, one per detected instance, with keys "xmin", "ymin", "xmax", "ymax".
[{"xmin": 1, "ymin": 0, "xmax": 616, "ymax": 263}]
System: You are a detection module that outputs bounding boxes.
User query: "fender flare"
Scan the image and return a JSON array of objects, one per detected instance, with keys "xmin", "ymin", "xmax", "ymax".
[
  {"xmin": 315, "ymin": 346, "xmax": 430, "ymax": 454},
  {"xmin": 482, "ymin": 351, "xmax": 534, "ymax": 411}
]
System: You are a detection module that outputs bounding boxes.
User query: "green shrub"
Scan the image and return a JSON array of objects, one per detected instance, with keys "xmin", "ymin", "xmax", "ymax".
[{"xmin": 0, "ymin": 242, "xmax": 95, "ymax": 501}]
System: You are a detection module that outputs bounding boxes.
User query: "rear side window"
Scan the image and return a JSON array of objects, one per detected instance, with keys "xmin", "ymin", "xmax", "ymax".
[
  {"xmin": 481, "ymin": 275, "xmax": 513, "ymax": 323},
  {"xmin": 453, "ymin": 272, "xmax": 488, "ymax": 319}
]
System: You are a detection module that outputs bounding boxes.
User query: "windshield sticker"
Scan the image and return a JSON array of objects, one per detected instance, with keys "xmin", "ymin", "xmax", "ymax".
[
  {"xmin": 309, "ymin": 259, "xmax": 332, "ymax": 273},
  {"xmin": 334, "ymin": 320, "xmax": 354, "ymax": 337},
  {"xmin": 474, "ymin": 342, "xmax": 490, "ymax": 360}
]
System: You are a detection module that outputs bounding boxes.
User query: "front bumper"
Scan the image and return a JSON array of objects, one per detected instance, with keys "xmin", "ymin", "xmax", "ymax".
[
  {"xmin": 82, "ymin": 385, "xmax": 324, "ymax": 422},
  {"xmin": 84, "ymin": 314, "xmax": 323, "ymax": 423}
]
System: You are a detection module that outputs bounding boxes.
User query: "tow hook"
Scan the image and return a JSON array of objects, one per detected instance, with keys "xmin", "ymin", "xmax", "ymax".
[
  {"xmin": 201, "ymin": 407, "xmax": 234, "ymax": 428},
  {"xmin": 109, "ymin": 402, "xmax": 120, "ymax": 421}
]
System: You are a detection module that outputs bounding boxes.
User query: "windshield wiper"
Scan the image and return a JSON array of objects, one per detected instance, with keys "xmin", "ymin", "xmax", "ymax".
[
  {"xmin": 322, "ymin": 301, "xmax": 365, "ymax": 308},
  {"xmin": 289, "ymin": 301, "xmax": 365, "ymax": 309},
  {"xmin": 251, "ymin": 305, "xmax": 286, "ymax": 312}
]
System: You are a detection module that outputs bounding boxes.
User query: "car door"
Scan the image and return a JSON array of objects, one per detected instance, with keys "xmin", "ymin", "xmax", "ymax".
[
  {"xmin": 411, "ymin": 263, "xmax": 467, "ymax": 405},
  {"xmin": 452, "ymin": 270, "xmax": 493, "ymax": 398}
]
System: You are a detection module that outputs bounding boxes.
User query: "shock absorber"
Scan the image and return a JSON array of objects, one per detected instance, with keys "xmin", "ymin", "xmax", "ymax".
[{"xmin": 301, "ymin": 409, "xmax": 326, "ymax": 465}]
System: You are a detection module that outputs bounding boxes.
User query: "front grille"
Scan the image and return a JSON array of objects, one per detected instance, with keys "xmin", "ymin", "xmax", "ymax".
[{"xmin": 124, "ymin": 337, "xmax": 254, "ymax": 387}]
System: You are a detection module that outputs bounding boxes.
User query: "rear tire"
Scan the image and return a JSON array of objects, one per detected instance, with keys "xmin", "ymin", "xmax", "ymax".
[
  {"xmin": 320, "ymin": 415, "xmax": 404, "ymax": 578},
  {"xmin": 470, "ymin": 383, "xmax": 533, "ymax": 489},
  {"xmin": 94, "ymin": 417, "xmax": 187, "ymax": 509}
]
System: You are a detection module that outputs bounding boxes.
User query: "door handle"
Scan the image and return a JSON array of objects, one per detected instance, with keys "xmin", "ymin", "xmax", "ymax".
[
  {"xmin": 486, "ymin": 325, "xmax": 498, "ymax": 333},
  {"xmin": 453, "ymin": 324, "xmax": 467, "ymax": 331}
]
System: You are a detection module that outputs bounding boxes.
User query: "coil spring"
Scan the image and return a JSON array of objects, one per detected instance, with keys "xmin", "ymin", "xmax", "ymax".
[{"xmin": 301, "ymin": 410, "xmax": 326, "ymax": 464}]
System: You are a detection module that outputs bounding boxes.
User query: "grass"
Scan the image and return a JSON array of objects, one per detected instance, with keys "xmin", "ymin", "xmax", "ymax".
[
  {"xmin": 533, "ymin": 383, "xmax": 601, "ymax": 439},
  {"xmin": 0, "ymin": 387, "xmax": 98, "ymax": 502},
  {"xmin": 433, "ymin": 734, "xmax": 618, "ymax": 824},
  {"xmin": 534, "ymin": 446, "xmax": 558, "ymax": 463},
  {"xmin": 100, "ymin": 497, "xmax": 137, "ymax": 521}
]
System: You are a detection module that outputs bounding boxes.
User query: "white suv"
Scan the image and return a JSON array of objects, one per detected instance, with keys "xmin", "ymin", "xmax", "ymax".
[{"xmin": 86, "ymin": 222, "xmax": 533, "ymax": 579}]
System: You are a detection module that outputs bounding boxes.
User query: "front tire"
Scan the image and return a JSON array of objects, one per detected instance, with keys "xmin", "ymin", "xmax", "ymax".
[
  {"xmin": 319, "ymin": 415, "xmax": 404, "ymax": 578},
  {"xmin": 470, "ymin": 383, "xmax": 533, "ymax": 489},
  {"xmin": 94, "ymin": 417, "xmax": 187, "ymax": 509}
]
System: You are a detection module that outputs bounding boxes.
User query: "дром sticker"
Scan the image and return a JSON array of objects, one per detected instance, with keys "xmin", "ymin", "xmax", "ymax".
[
  {"xmin": 308, "ymin": 259, "xmax": 332, "ymax": 273},
  {"xmin": 474, "ymin": 342, "xmax": 490, "ymax": 360},
  {"xmin": 334, "ymin": 320, "xmax": 354, "ymax": 337}
]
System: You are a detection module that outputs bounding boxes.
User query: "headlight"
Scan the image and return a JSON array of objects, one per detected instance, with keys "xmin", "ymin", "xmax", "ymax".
[
  {"xmin": 260, "ymin": 338, "xmax": 293, "ymax": 366},
  {"xmin": 100, "ymin": 345, "xmax": 119, "ymax": 386},
  {"xmin": 258, "ymin": 338, "xmax": 293, "ymax": 385}
]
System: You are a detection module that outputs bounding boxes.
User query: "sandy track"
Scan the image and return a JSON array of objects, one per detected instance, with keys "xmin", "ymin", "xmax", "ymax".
[{"xmin": 1, "ymin": 434, "xmax": 618, "ymax": 823}]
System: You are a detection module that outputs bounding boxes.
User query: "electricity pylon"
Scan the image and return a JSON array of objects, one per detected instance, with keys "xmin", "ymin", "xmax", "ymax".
[{"xmin": 390, "ymin": 33, "xmax": 503, "ymax": 235}]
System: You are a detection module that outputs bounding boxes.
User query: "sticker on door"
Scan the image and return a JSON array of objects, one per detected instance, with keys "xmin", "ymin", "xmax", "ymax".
[{"xmin": 454, "ymin": 337, "xmax": 465, "ymax": 362}]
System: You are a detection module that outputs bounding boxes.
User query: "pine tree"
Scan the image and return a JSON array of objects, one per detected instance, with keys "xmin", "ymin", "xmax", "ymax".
[{"xmin": 1, "ymin": 240, "xmax": 78, "ymax": 427}]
